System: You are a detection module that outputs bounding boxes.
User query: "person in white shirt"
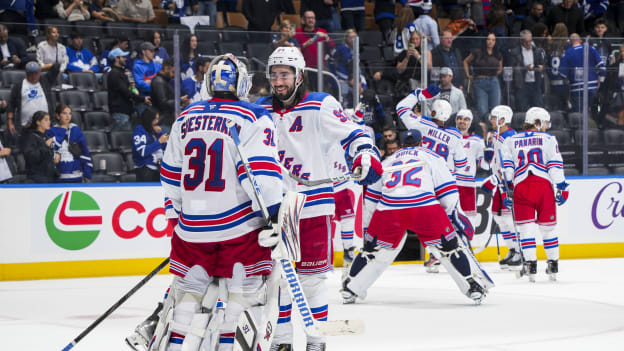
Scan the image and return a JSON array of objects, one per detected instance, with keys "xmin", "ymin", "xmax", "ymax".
[{"xmin": 36, "ymin": 26, "xmax": 68, "ymax": 73}]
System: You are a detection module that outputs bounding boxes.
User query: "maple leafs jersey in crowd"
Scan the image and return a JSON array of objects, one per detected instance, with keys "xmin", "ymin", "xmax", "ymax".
[
  {"xmin": 502, "ymin": 131, "xmax": 565, "ymax": 186},
  {"xmin": 457, "ymin": 134, "xmax": 485, "ymax": 187},
  {"xmin": 396, "ymin": 93, "xmax": 468, "ymax": 175},
  {"xmin": 160, "ymin": 99, "xmax": 283, "ymax": 243},
  {"xmin": 363, "ymin": 146, "xmax": 459, "ymax": 227},
  {"xmin": 256, "ymin": 92, "xmax": 376, "ymax": 219}
]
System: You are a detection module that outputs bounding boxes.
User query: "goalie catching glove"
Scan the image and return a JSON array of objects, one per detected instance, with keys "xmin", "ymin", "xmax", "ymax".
[
  {"xmin": 351, "ymin": 147, "xmax": 383, "ymax": 185},
  {"xmin": 555, "ymin": 181, "xmax": 569, "ymax": 206}
]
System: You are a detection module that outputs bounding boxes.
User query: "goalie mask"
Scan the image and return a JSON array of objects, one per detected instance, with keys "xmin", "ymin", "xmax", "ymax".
[
  {"xmin": 525, "ymin": 107, "xmax": 551, "ymax": 130},
  {"xmin": 267, "ymin": 46, "xmax": 306, "ymax": 102},
  {"xmin": 206, "ymin": 53, "xmax": 251, "ymax": 100},
  {"xmin": 490, "ymin": 105, "xmax": 513, "ymax": 126}
]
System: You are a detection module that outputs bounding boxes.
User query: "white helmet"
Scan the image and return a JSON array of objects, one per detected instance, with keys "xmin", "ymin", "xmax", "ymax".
[
  {"xmin": 206, "ymin": 53, "xmax": 250, "ymax": 101},
  {"xmin": 431, "ymin": 99, "xmax": 452, "ymax": 122},
  {"xmin": 525, "ymin": 107, "xmax": 550, "ymax": 129},
  {"xmin": 456, "ymin": 109, "xmax": 473, "ymax": 124},
  {"xmin": 490, "ymin": 105, "xmax": 513, "ymax": 125},
  {"xmin": 266, "ymin": 47, "xmax": 306, "ymax": 102}
]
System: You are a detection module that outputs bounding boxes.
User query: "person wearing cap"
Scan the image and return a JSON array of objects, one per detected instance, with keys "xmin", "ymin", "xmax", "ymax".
[
  {"xmin": 66, "ymin": 31, "xmax": 100, "ymax": 75},
  {"xmin": 116, "ymin": 0, "xmax": 155, "ymax": 23},
  {"xmin": 108, "ymin": 47, "xmax": 151, "ymax": 131},
  {"xmin": 6, "ymin": 61, "xmax": 60, "ymax": 140},
  {"xmin": 437, "ymin": 66, "xmax": 466, "ymax": 115},
  {"xmin": 100, "ymin": 37, "xmax": 131, "ymax": 73},
  {"xmin": 132, "ymin": 41, "xmax": 162, "ymax": 97}
]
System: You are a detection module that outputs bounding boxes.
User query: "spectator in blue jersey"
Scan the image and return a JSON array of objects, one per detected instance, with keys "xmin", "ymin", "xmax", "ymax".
[
  {"xmin": 0, "ymin": 24, "xmax": 27, "ymax": 70},
  {"xmin": 559, "ymin": 33, "xmax": 606, "ymax": 122},
  {"xmin": 272, "ymin": 20, "xmax": 300, "ymax": 50},
  {"xmin": 100, "ymin": 38, "xmax": 131, "ymax": 73},
  {"xmin": 181, "ymin": 57, "xmax": 209, "ymax": 104},
  {"xmin": 66, "ymin": 31, "xmax": 101, "ymax": 76},
  {"xmin": 0, "ymin": 0, "xmax": 37, "ymax": 36},
  {"xmin": 133, "ymin": 41, "xmax": 162, "ymax": 96},
  {"xmin": 132, "ymin": 107, "xmax": 169, "ymax": 181},
  {"xmin": 392, "ymin": 7, "xmax": 416, "ymax": 56},
  {"xmin": 151, "ymin": 31, "xmax": 170, "ymax": 65},
  {"xmin": 181, "ymin": 35, "xmax": 198, "ymax": 80},
  {"xmin": 339, "ymin": 0, "xmax": 365, "ymax": 32},
  {"xmin": 47, "ymin": 104, "xmax": 93, "ymax": 183},
  {"xmin": 162, "ymin": 0, "xmax": 185, "ymax": 23},
  {"xmin": 578, "ymin": 0, "xmax": 608, "ymax": 30},
  {"xmin": 545, "ymin": 23, "xmax": 569, "ymax": 111},
  {"xmin": 330, "ymin": 29, "xmax": 357, "ymax": 103}
]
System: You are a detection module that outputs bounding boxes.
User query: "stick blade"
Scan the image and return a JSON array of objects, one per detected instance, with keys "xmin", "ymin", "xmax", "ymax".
[{"xmin": 319, "ymin": 320, "xmax": 365, "ymax": 336}]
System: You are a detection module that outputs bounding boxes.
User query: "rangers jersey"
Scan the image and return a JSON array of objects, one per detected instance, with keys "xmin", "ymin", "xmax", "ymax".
[
  {"xmin": 363, "ymin": 146, "xmax": 459, "ymax": 227},
  {"xmin": 482, "ymin": 128, "xmax": 515, "ymax": 188},
  {"xmin": 456, "ymin": 134, "xmax": 485, "ymax": 187},
  {"xmin": 256, "ymin": 92, "xmax": 376, "ymax": 219},
  {"xmin": 161, "ymin": 99, "xmax": 283, "ymax": 243},
  {"xmin": 396, "ymin": 93, "xmax": 468, "ymax": 175},
  {"xmin": 502, "ymin": 131, "xmax": 565, "ymax": 186}
]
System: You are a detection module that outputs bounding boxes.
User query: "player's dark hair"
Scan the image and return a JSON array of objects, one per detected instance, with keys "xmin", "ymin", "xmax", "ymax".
[{"xmin": 523, "ymin": 122, "xmax": 540, "ymax": 131}]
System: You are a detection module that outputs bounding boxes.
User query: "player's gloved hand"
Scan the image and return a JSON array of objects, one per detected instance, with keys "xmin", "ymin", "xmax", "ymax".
[
  {"xmin": 555, "ymin": 181, "xmax": 569, "ymax": 206},
  {"xmin": 503, "ymin": 193, "xmax": 514, "ymax": 209},
  {"xmin": 352, "ymin": 147, "xmax": 383, "ymax": 185},
  {"xmin": 483, "ymin": 147, "xmax": 494, "ymax": 163},
  {"xmin": 258, "ymin": 224, "xmax": 279, "ymax": 248},
  {"xmin": 424, "ymin": 83, "xmax": 440, "ymax": 97},
  {"xmin": 480, "ymin": 175, "xmax": 497, "ymax": 194}
]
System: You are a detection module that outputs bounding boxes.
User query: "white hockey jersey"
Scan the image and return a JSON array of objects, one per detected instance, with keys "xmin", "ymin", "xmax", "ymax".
[
  {"xmin": 456, "ymin": 134, "xmax": 485, "ymax": 187},
  {"xmin": 161, "ymin": 99, "xmax": 283, "ymax": 243},
  {"xmin": 481, "ymin": 129, "xmax": 515, "ymax": 188},
  {"xmin": 396, "ymin": 93, "xmax": 467, "ymax": 175},
  {"xmin": 363, "ymin": 146, "xmax": 459, "ymax": 228},
  {"xmin": 256, "ymin": 92, "xmax": 376, "ymax": 219},
  {"xmin": 502, "ymin": 131, "xmax": 565, "ymax": 186}
]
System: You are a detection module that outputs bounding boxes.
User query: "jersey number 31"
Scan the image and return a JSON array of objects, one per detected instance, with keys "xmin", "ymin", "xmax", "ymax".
[{"xmin": 184, "ymin": 138, "xmax": 226, "ymax": 192}]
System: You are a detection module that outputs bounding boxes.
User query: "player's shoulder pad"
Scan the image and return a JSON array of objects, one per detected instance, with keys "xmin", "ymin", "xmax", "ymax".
[
  {"xmin": 444, "ymin": 126, "xmax": 462, "ymax": 139},
  {"xmin": 236, "ymin": 100, "xmax": 274, "ymax": 122},
  {"xmin": 176, "ymin": 101, "xmax": 207, "ymax": 122},
  {"xmin": 415, "ymin": 146, "xmax": 443, "ymax": 159},
  {"xmin": 469, "ymin": 133, "xmax": 483, "ymax": 141},
  {"xmin": 305, "ymin": 92, "xmax": 333, "ymax": 103},
  {"xmin": 254, "ymin": 96, "xmax": 273, "ymax": 108}
]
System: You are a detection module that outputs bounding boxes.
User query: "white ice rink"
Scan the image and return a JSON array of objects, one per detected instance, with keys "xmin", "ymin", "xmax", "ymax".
[{"xmin": 1, "ymin": 258, "xmax": 624, "ymax": 351}]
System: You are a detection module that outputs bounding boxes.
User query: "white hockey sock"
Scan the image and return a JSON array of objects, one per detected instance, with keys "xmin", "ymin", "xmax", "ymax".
[
  {"xmin": 494, "ymin": 214, "xmax": 518, "ymax": 250},
  {"xmin": 271, "ymin": 285, "xmax": 294, "ymax": 345},
  {"xmin": 300, "ymin": 273, "xmax": 328, "ymax": 344},
  {"xmin": 540, "ymin": 225, "xmax": 559, "ymax": 260},
  {"xmin": 517, "ymin": 223, "xmax": 537, "ymax": 261},
  {"xmin": 341, "ymin": 216, "xmax": 355, "ymax": 249}
]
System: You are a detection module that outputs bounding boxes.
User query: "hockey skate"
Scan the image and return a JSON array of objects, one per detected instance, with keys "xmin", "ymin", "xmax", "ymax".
[
  {"xmin": 546, "ymin": 259, "xmax": 558, "ymax": 281},
  {"xmin": 424, "ymin": 254, "xmax": 440, "ymax": 273},
  {"xmin": 467, "ymin": 277, "xmax": 486, "ymax": 305},
  {"xmin": 125, "ymin": 302, "xmax": 162, "ymax": 351},
  {"xmin": 270, "ymin": 344, "xmax": 293, "ymax": 351},
  {"xmin": 306, "ymin": 342, "xmax": 327, "ymax": 351},
  {"xmin": 340, "ymin": 278, "xmax": 358, "ymax": 304},
  {"xmin": 516, "ymin": 260, "xmax": 537, "ymax": 282},
  {"xmin": 499, "ymin": 249, "xmax": 522, "ymax": 270}
]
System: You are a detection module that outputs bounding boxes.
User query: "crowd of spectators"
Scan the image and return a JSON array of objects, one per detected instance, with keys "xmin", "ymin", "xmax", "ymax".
[{"xmin": 1, "ymin": 0, "xmax": 624, "ymax": 183}]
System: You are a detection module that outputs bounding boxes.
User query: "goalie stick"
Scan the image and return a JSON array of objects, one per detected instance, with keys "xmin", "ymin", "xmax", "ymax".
[
  {"xmin": 286, "ymin": 161, "xmax": 426, "ymax": 186},
  {"xmin": 61, "ymin": 257, "xmax": 170, "ymax": 351},
  {"xmin": 226, "ymin": 119, "xmax": 364, "ymax": 350}
]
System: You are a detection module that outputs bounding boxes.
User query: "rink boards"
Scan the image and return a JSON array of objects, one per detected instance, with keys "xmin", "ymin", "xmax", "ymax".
[{"xmin": 1, "ymin": 176, "xmax": 623, "ymax": 281}]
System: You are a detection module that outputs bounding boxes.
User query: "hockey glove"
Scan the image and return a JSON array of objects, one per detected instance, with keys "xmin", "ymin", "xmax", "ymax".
[
  {"xmin": 412, "ymin": 84, "xmax": 441, "ymax": 101},
  {"xmin": 352, "ymin": 147, "xmax": 383, "ymax": 185},
  {"xmin": 480, "ymin": 175, "xmax": 497, "ymax": 194},
  {"xmin": 555, "ymin": 181, "xmax": 570, "ymax": 206},
  {"xmin": 503, "ymin": 192, "xmax": 514, "ymax": 209},
  {"xmin": 483, "ymin": 147, "xmax": 494, "ymax": 163}
]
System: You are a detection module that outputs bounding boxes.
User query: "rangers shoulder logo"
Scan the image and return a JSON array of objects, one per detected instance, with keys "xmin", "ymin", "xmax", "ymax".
[{"xmin": 45, "ymin": 191, "xmax": 102, "ymax": 250}]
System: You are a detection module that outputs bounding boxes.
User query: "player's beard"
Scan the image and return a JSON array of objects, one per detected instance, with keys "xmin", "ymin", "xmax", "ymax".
[{"xmin": 273, "ymin": 83, "xmax": 295, "ymax": 102}]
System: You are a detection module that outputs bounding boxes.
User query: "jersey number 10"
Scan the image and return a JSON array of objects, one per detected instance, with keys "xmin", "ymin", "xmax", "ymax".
[{"xmin": 184, "ymin": 138, "xmax": 226, "ymax": 192}]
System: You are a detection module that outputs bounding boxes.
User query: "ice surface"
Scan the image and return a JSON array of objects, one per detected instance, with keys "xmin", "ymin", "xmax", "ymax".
[{"xmin": 1, "ymin": 258, "xmax": 623, "ymax": 350}]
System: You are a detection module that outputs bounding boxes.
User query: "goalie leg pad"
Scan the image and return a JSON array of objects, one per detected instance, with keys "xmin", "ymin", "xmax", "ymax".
[
  {"xmin": 148, "ymin": 277, "xmax": 178, "ymax": 351},
  {"xmin": 344, "ymin": 234, "xmax": 405, "ymax": 299},
  {"xmin": 518, "ymin": 223, "xmax": 537, "ymax": 261},
  {"xmin": 539, "ymin": 224, "xmax": 559, "ymax": 260}
]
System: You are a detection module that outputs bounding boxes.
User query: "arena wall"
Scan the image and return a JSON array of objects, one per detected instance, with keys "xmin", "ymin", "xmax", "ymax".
[{"xmin": 1, "ymin": 176, "xmax": 623, "ymax": 281}]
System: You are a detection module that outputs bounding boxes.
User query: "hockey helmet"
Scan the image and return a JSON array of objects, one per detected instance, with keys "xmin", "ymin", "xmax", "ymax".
[
  {"xmin": 431, "ymin": 99, "xmax": 452, "ymax": 122},
  {"xmin": 206, "ymin": 53, "xmax": 251, "ymax": 100},
  {"xmin": 267, "ymin": 47, "xmax": 305, "ymax": 83},
  {"xmin": 456, "ymin": 109, "xmax": 474, "ymax": 124},
  {"xmin": 525, "ymin": 107, "xmax": 551, "ymax": 129},
  {"xmin": 490, "ymin": 105, "xmax": 513, "ymax": 125}
]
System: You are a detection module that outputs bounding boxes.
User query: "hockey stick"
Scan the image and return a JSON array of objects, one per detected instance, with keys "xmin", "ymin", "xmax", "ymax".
[
  {"xmin": 496, "ymin": 149, "xmax": 526, "ymax": 277},
  {"xmin": 226, "ymin": 120, "xmax": 363, "ymax": 346},
  {"xmin": 61, "ymin": 257, "xmax": 170, "ymax": 351},
  {"xmin": 286, "ymin": 161, "xmax": 425, "ymax": 187}
]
